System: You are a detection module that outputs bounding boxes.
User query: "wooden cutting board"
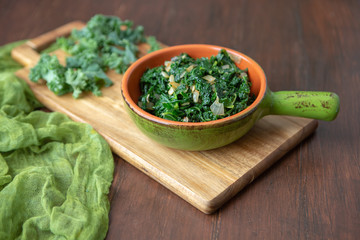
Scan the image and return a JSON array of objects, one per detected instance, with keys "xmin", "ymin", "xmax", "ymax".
[{"xmin": 11, "ymin": 21, "xmax": 318, "ymax": 214}]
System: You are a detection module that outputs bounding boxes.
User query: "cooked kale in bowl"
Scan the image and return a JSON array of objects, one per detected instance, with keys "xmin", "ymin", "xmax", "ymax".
[{"xmin": 138, "ymin": 49, "xmax": 255, "ymax": 122}]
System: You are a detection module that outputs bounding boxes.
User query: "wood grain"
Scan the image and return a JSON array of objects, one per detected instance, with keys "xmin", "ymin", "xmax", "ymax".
[
  {"xmin": 2, "ymin": 0, "xmax": 359, "ymax": 238},
  {"xmin": 12, "ymin": 22, "xmax": 318, "ymax": 214}
]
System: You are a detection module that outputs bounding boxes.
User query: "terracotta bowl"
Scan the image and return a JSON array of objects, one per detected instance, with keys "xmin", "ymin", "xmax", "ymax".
[{"xmin": 121, "ymin": 44, "xmax": 339, "ymax": 151}]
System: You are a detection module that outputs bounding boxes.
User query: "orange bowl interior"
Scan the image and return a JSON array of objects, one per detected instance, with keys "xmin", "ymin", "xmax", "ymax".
[{"xmin": 122, "ymin": 44, "xmax": 267, "ymax": 125}]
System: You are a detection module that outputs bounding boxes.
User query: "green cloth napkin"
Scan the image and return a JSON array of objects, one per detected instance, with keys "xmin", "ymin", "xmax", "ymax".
[{"xmin": 0, "ymin": 41, "xmax": 114, "ymax": 240}]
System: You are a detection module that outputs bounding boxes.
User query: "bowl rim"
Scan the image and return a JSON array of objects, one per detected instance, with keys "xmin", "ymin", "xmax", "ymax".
[{"xmin": 121, "ymin": 44, "xmax": 267, "ymax": 127}]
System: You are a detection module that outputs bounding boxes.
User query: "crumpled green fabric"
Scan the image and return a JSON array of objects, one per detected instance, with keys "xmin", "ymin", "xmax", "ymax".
[{"xmin": 0, "ymin": 41, "xmax": 114, "ymax": 240}]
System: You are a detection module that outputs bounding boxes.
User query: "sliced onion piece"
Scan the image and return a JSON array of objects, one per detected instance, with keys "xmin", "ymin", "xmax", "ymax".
[
  {"xmin": 181, "ymin": 102, "xmax": 190, "ymax": 106},
  {"xmin": 222, "ymin": 64, "xmax": 230, "ymax": 69},
  {"xmin": 169, "ymin": 74, "xmax": 175, "ymax": 82},
  {"xmin": 202, "ymin": 75, "xmax": 216, "ymax": 84},
  {"xmin": 186, "ymin": 64, "xmax": 195, "ymax": 72},
  {"xmin": 161, "ymin": 71, "xmax": 169, "ymax": 78},
  {"xmin": 169, "ymin": 81, "xmax": 180, "ymax": 89},
  {"xmin": 180, "ymin": 71, "xmax": 186, "ymax": 79},
  {"xmin": 193, "ymin": 90, "xmax": 200, "ymax": 103},
  {"xmin": 229, "ymin": 53, "xmax": 242, "ymax": 64},
  {"xmin": 240, "ymin": 72, "xmax": 248, "ymax": 78},
  {"xmin": 210, "ymin": 97, "xmax": 225, "ymax": 116},
  {"xmin": 168, "ymin": 87, "xmax": 175, "ymax": 95},
  {"xmin": 165, "ymin": 61, "xmax": 172, "ymax": 72}
]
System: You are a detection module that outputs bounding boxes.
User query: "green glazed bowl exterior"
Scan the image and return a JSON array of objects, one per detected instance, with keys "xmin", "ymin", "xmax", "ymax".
[
  {"xmin": 124, "ymin": 93, "xmax": 270, "ymax": 151},
  {"xmin": 121, "ymin": 44, "xmax": 339, "ymax": 151}
]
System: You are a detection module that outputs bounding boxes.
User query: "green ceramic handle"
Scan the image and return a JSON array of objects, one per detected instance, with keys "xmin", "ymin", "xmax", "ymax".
[{"xmin": 269, "ymin": 91, "xmax": 340, "ymax": 121}]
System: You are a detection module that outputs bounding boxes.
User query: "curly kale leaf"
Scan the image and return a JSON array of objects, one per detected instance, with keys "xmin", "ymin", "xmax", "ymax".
[
  {"xmin": 29, "ymin": 54, "xmax": 112, "ymax": 99},
  {"xmin": 30, "ymin": 54, "xmax": 71, "ymax": 96},
  {"xmin": 146, "ymin": 36, "xmax": 161, "ymax": 53},
  {"xmin": 65, "ymin": 14, "xmax": 146, "ymax": 74},
  {"xmin": 30, "ymin": 14, "xmax": 160, "ymax": 98}
]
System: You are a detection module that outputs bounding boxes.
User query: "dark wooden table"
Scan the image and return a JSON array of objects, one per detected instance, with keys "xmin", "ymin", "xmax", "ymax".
[{"xmin": 1, "ymin": 0, "xmax": 359, "ymax": 239}]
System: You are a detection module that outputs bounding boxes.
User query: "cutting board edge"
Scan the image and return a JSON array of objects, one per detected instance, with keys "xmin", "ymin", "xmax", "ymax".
[
  {"xmin": 105, "ymin": 135, "xmax": 216, "ymax": 213},
  {"xmin": 203, "ymin": 118, "xmax": 318, "ymax": 213}
]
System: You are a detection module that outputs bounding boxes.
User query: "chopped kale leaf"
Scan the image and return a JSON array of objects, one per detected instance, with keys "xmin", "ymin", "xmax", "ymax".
[{"xmin": 30, "ymin": 14, "xmax": 160, "ymax": 98}]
